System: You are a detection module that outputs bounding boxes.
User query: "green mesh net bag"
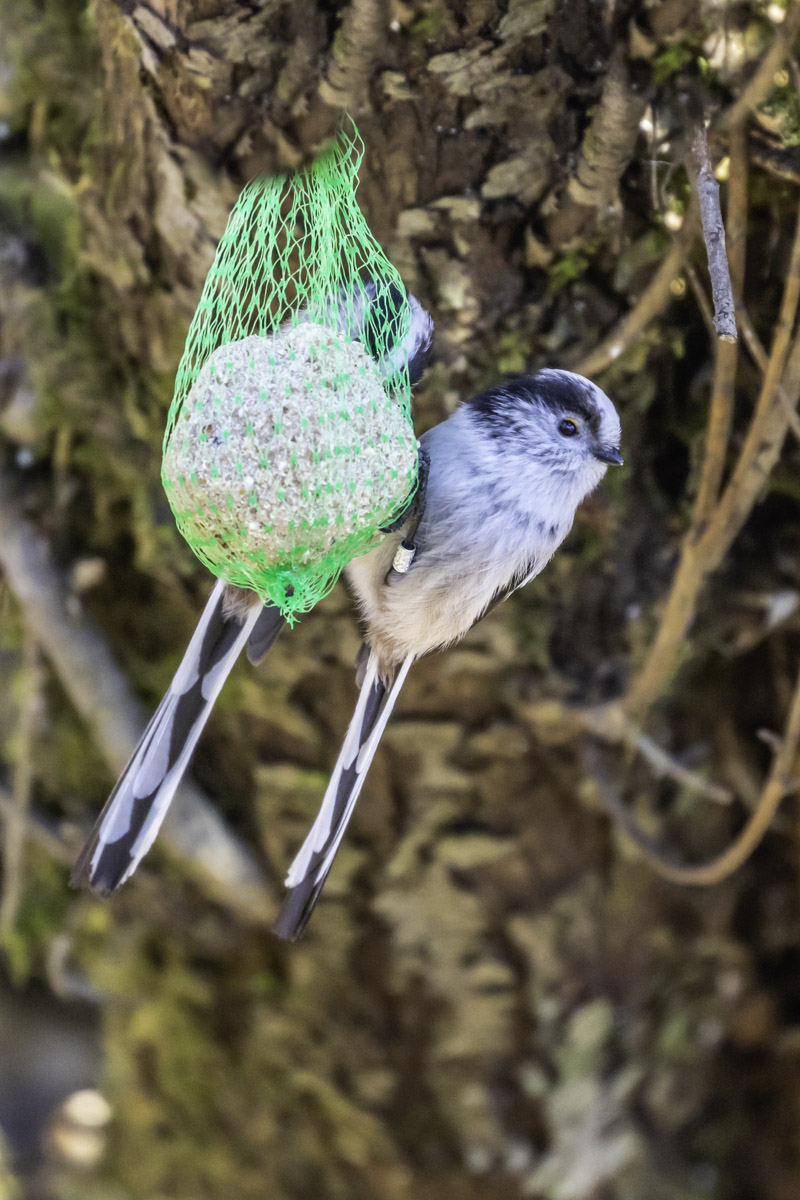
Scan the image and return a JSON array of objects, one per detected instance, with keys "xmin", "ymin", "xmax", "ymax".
[{"xmin": 161, "ymin": 123, "xmax": 419, "ymax": 621}]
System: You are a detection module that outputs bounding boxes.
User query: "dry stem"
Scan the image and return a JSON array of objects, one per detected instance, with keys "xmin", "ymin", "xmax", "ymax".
[
  {"xmin": 525, "ymin": 700, "xmax": 733, "ymax": 807},
  {"xmin": 553, "ymin": 32, "xmax": 800, "ymax": 887},
  {"xmin": 748, "ymin": 133, "xmax": 800, "ymax": 186},
  {"xmin": 632, "ymin": 729, "xmax": 733, "ymax": 806}
]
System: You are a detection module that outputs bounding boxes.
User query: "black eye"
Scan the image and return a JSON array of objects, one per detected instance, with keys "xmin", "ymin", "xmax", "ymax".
[{"xmin": 558, "ymin": 418, "xmax": 579, "ymax": 437}]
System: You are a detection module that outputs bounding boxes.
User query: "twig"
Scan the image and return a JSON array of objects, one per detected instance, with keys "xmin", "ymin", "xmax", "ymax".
[
  {"xmin": 632, "ymin": 729, "xmax": 733, "ymax": 806},
  {"xmin": 589, "ymin": 705, "xmax": 733, "ymax": 805},
  {"xmin": 688, "ymin": 122, "xmax": 737, "ymax": 342},
  {"xmin": 773, "ymin": 379, "xmax": 800, "ymax": 444},
  {"xmin": 0, "ymin": 475, "xmax": 273, "ymax": 925},
  {"xmin": 571, "ymin": 224, "xmax": 694, "ymax": 377},
  {"xmin": 725, "ymin": 124, "xmax": 749, "ymax": 292},
  {"xmin": 0, "ymin": 625, "xmax": 42, "ymax": 932},
  {"xmin": 591, "ymin": 664, "xmax": 800, "ymax": 886},
  {"xmin": 737, "ymin": 306, "xmax": 771, "ymax": 376},
  {"xmin": 692, "ymin": 125, "xmax": 748, "ymax": 524}
]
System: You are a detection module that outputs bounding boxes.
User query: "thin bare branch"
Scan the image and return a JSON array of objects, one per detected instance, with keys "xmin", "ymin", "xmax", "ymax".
[
  {"xmin": 746, "ymin": 211, "xmax": 800, "ymax": 426},
  {"xmin": 702, "ymin": 224, "xmax": 800, "ymax": 555},
  {"xmin": 631, "ymin": 729, "xmax": 733, "ymax": 806},
  {"xmin": 725, "ymin": 126, "xmax": 749, "ymax": 300},
  {"xmin": 688, "ymin": 122, "xmax": 737, "ymax": 342},
  {"xmin": 748, "ymin": 132, "xmax": 800, "ymax": 186}
]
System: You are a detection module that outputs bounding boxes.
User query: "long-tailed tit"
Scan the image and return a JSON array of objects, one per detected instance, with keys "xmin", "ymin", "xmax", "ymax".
[{"xmin": 72, "ymin": 293, "xmax": 622, "ymax": 942}]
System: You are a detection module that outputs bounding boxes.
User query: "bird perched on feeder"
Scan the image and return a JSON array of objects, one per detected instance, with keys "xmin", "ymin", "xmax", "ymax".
[{"xmin": 72, "ymin": 287, "xmax": 622, "ymax": 941}]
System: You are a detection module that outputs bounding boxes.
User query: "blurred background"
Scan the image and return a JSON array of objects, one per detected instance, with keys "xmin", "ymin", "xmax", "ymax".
[{"xmin": 2, "ymin": 0, "xmax": 800, "ymax": 1197}]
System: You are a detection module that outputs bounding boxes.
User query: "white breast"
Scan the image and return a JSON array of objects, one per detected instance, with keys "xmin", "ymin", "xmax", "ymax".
[{"xmin": 345, "ymin": 407, "xmax": 584, "ymax": 672}]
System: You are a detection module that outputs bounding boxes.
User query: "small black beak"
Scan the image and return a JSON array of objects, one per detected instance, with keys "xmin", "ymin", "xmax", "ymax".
[{"xmin": 595, "ymin": 445, "xmax": 623, "ymax": 466}]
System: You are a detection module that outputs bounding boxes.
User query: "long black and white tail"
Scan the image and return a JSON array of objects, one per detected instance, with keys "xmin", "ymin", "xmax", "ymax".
[
  {"xmin": 273, "ymin": 651, "xmax": 414, "ymax": 941},
  {"xmin": 71, "ymin": 582, "xmax": 284, "ymax": 894}
]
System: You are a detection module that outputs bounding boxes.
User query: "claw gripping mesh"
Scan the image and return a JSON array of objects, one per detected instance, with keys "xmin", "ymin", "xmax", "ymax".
[{"xmin": 161, "ymin": 125, "xmax": 418, "ymax": 621}]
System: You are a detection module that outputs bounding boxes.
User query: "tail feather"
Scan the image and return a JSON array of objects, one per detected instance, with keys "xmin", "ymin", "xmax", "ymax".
[
  {"xmin": 71, "ymin": 583, "xmax": 281, "ymax": 894},
  {"xmin": 273, "ymin": 651, "xmax": 413, "ymax": 941}
]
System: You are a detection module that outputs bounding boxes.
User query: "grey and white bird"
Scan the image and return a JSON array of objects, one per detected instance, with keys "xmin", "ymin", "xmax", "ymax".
[
  {"xmin": 72, "ymin": 291, "xmax": 622, "ymax": 941},
  {"xmin": 274, "ymin": 369, "xmax": 622, "ymax": 937}
]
